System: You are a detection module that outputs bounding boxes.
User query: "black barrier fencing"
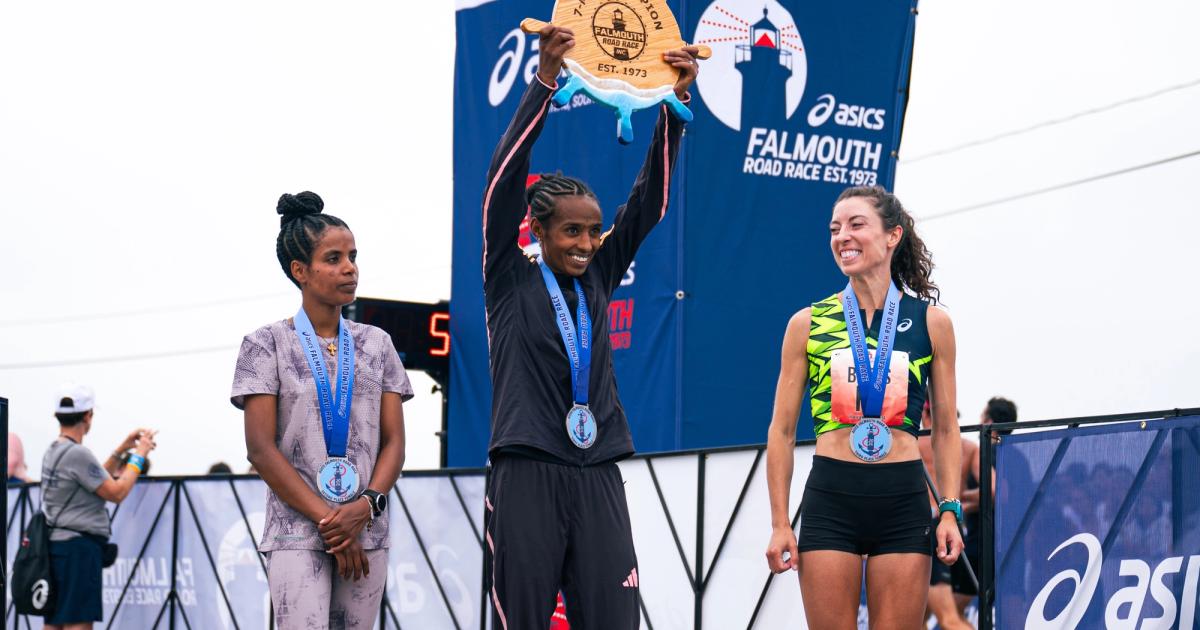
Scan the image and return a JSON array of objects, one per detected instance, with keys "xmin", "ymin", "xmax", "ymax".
[{"xmin": 5, "ymin": 407, "xmax": 1198, "ymax": 629}]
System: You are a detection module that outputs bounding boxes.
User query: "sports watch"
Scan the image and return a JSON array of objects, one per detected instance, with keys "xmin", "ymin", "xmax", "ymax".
[
  {"xmin": 361, "ymin": 489, "xmax": 387, "ymax": 519},
  {"xmin": 938, "ymin": 497, "xmax": 963, "ymax": 525}
]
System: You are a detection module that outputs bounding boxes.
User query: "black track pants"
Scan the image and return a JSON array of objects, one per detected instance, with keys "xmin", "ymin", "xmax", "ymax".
[{"xmin": 485, "ymin": 456, "xmax": 640, "ymax": 630}]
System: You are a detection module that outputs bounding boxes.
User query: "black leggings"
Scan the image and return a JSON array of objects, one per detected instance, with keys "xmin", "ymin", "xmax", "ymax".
[{"xmin": 797, "ymin": 455, "xmax": 932, "ymax": 556}]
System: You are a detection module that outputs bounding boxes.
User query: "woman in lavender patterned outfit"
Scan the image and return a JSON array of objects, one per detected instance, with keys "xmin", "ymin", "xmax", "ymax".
[{"xmin": 231, "ymin": 191, "xmax": 413, "ymax": 629}]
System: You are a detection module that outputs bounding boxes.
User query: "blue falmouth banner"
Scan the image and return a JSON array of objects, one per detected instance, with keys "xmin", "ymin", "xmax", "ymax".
[{"xmin": 450, "ymin": 0, "xmax": 917, "ymax": 466}]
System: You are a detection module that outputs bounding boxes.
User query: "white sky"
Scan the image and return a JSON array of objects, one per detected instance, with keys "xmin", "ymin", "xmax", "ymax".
[{"xmin": 2, "ymin": 0, "xmax": 1198, "ymax": 476}]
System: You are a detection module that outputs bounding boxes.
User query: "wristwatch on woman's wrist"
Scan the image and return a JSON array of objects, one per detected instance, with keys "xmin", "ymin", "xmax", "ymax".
[
  {"xmin": 938, "ymin": 497, "xmax": 963, "ymax": 525},
  {"xmin": 361, "ymin": 489, "xmax": 387, "ymax": 519}
]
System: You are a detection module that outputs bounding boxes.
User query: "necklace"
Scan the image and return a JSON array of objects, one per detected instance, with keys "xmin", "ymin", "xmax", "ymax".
[
  {"xmin": 290, "ymin": 318, "xmax": 340, "ymax": 357},
  {"xmin": 315, "ymin": 333, "xmax": 337, "ymax": 357}
]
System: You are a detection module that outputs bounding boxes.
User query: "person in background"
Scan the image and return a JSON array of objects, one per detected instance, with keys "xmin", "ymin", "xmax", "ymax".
[
  {"xmin": 975, "ymin": 396, "xmax": 1028, "ymax": 625},
  {"xmin": 42, "ymin": 383, "xmax": 157, "ymax": 630},
  {"xmin": 918, "ymin": 400, "xmax": 977, "ymax": 629},
  {"xmin": 208, "ymin": 462, "xmax": 234, "ymax": 475},
  {"xmin": 9, "ymin": 433, "xmax": 29, "ymax": 483},
  {"xmin": 978, "ymin": 397, "xmax": 1017, "ymax": 437}
]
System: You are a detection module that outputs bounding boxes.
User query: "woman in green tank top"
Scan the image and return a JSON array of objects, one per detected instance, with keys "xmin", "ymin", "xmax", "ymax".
[{"xmin": 763, "ymin": 186, "xmax": 964, "ymax": 629}]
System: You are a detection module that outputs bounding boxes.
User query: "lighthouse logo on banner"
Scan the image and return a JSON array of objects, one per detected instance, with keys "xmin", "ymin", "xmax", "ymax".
[
  {"xmin": 691, "ymin": 0, "xmax": 887, "ymax": 185},
  {"xmin": 692, "ymin": 0, "xmax": 807, "ymax": 131}
]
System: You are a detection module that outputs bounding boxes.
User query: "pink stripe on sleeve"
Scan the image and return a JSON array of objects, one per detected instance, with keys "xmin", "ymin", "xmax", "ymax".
[
  {"xmin": 659, "ymin": 105, "xmax": 671, "ymax": 221},
  {"xmin": 481, "ymin": 92, "xmax": 554, "ymax": 275}
]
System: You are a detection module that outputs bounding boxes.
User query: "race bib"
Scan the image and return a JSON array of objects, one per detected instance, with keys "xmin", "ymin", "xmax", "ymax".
[{"xmin": 830, "ymin": 348, "xmax": 909, "ymax": 426}]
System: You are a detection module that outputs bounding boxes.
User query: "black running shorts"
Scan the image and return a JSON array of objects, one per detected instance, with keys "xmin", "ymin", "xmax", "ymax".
[{"xmin": 797, "ymin": 455, "xmax": 932, "ymax": 556}]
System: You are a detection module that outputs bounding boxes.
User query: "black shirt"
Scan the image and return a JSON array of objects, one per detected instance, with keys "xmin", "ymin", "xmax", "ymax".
[{"xmin": 482, "ymin": 78, "xmax": 684, "ymax": 465}]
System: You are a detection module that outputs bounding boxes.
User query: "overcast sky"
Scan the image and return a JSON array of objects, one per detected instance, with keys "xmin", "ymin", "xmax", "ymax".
[{"xmin": 2, "ymin": 0, "xmax": 1198, "ymax": 476}]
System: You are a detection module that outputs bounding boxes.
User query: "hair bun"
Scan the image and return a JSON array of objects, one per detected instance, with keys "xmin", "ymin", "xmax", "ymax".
[{"xmin": 276, "ymin": 191, "xmax": 324, "ymax": 226}]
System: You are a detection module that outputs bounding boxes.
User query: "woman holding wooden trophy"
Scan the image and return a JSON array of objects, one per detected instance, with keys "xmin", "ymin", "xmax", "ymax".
[{"xmin": 480, "ymin": 4, "xmax": 702, "ymax": 627}]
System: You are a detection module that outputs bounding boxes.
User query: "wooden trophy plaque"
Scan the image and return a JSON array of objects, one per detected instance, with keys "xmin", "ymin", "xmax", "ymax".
[{"xmin": 522, "ymin": 1, "xmax": 710, "ymax": 144}]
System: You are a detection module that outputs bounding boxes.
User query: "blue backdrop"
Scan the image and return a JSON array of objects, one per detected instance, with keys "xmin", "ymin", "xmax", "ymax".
[{"xmin": 450, "ymin": 0, "xmax": 918, "ymax": 466}]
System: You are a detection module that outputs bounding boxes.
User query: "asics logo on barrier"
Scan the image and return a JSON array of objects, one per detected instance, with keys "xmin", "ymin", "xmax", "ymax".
[
  {"xmin": 1027, "ymin": 532, "xmax": 1200, "ymax": 629},
  {"xmin": 1026, "ymin": 533, "xmax": 1101, "ymax": 630}
]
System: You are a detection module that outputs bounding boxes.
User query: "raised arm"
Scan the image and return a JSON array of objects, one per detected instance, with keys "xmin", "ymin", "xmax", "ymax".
[
  {"xmin": 596, "ymin": 48, "xmax": 699, "ymax": 293},
  {"xmin": 483, "ymin": 26, "xmax": 575, "ymax": 284},
  {"xmin": 765, "ymin": 308, "xmax": 811, "ymax": 573},
  {"xmin": 94, "ymin": 431, "xmax": 157, "ymax": 504},
  {"xmin": 102, "ymin": 427, "xmax": 148, "ymax": 477}
]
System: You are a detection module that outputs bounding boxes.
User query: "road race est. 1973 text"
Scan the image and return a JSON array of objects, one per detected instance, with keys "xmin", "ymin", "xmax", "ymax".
[{"xmin": 597, "ymin": 63, "xmax": 648, "ymax": 78}]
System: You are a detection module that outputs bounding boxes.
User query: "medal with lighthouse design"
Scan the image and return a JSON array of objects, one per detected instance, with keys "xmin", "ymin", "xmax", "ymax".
[{"xmin": 521, "ymin": 1, "xmax": 711, "ymax": 144}]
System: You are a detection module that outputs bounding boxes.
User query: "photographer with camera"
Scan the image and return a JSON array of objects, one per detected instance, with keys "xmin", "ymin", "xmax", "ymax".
[{"xmin": 39, "ymin": 384, "xmax": 157, "ymax": 629}]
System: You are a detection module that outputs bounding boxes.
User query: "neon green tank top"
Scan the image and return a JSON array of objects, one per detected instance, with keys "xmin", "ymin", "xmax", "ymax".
[{"xmin": 807, "ymin": 292, "xmax": 934, "ymax": 438}]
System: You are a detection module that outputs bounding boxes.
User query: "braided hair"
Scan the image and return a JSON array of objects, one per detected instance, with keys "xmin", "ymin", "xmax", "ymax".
[
  {"xmin": 525, "ymin": 173, "xmax": 597, "ymax": 227},
  {"xmin": 835, "ymin": 186, "xmax": 939, "ymax": 303},
  {"xmin": 274, "ymin": 191, "xmax": 350, "ymax": 288}
]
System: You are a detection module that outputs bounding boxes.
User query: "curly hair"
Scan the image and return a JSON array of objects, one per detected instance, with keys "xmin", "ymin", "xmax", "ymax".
[{"xmin": 836, "ymin": 186, "xmax": 939, "ymax": 303}]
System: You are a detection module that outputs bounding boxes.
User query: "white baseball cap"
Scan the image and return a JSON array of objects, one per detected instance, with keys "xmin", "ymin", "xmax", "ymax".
[{"xmin": 55, "ymin": 383, "xmax": 95, "ymax": 414}]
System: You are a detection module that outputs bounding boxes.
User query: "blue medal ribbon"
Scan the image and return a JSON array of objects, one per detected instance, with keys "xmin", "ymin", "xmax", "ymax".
[
  {"xmin": 842, "ymin": 282, "xmax": 902, "ymax": 419},
  {"xmin": 293, "ymin": 308, "xmax": 355, "ymax": 458},
  {"xmin": 537, "ymin": 258, "xmax": 592, "ymax": 407}
]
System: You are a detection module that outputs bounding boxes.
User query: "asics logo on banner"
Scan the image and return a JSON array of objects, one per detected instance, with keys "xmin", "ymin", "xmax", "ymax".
[
  {"xmin": 31, "ymin": 579, "xmax": 49, "ymax": 610},
  {"xmin": 488, "ymin": 28, "xmax": 592, "ymax": 110},
  {"xmin": 806, "ymin": 94, "xmax": 835, "ymax": 127},
  {"xmin": 488, "ymin": 28, "xmax": 543, "ymax": 106},
  {"xmin": 897, "ymin": 318, "xmax": 912, "ymax": 332},
  {"xmin": 806, "ymin": 94, "xmax": 886, "ymax": 130},
  {"xmin": 1028, "ymin": 532, "xmax": 1200, "ymax": 629},
  {"xmin": 690, "ymin": 0, "xmax": 808, "ymax": 131}
]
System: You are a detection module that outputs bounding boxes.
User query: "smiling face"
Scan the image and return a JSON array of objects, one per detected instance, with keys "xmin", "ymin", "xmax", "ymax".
[
  {"xmin": 531, "ymin": 195, "xmax": 603, "ymax": 277},
  {"xmin": 290, "ymin": 226, "xmax": 359, "ymax": 306},
  {"xmin": 829, "ymin": 196, "xmax": 902, "ymax": 278}
]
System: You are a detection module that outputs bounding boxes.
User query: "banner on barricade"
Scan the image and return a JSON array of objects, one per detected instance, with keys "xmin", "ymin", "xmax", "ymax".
[
  {"xmin": 7, "ymin": 445, "xmax": 824, "ymax": 629},
  {"xmin": 5, "ymin": 475, "xmax": 486, "ymax": 630},
  {"xmin": 450, "ymin": 0, "xmax": 918, "ymax": 466},
  {"xmin": 9, "ymin": 432, "xmax": 1113, "ymax": 628},
  {"xmin": 994, "ymin": 415, "xmax": 1200, "ymax": 629}
]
